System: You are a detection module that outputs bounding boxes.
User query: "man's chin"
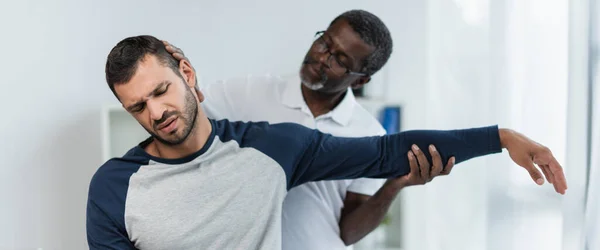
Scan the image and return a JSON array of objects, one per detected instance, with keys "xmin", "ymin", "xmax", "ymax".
[
  {"xmin": 301, "ymin": 80, "xmax": 325, "ymax": 91},
  {"xmin": 300, "ymin": 74, "xmax": 325, "ymax": 91},
  {"xmin": 152, "ymin": 133, "xmax": 187, "ymax": 146}
]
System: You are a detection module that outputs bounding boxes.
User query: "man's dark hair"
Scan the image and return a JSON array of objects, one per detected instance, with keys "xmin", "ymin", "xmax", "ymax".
[
  {"xmin": 330, "ymin": 10, "xmax": 393, "ymax": 76},
  {"xmin": 105, "ymin": 35, "xmax": 180, "ymax": 99}
]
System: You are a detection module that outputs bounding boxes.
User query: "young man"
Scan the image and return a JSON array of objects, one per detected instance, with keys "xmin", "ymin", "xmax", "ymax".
[
  {"xmin": 86, "ymin": 34, "xmax": 566, "ymax": 250},
  {"xmin": 163, "ymin": 9, "xmax": 567, "ymax": 250}
]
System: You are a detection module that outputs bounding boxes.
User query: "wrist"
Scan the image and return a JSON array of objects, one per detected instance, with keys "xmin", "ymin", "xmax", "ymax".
[
  {"xmin": 498, "ymin": 128, "xmax": 513, "ymax": 149},
  {"xmin": 382, "ymin": 179, "xmax": 405, "ymax": 196}
]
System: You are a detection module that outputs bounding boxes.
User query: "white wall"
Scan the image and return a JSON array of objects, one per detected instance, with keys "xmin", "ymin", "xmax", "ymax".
[{"xmin": 0, "ymin": 1, "xmax": 428, "ymax": 249}]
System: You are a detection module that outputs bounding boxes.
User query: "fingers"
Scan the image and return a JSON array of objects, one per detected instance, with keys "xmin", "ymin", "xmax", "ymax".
[
  {"xmin": 524, "ymin": 162, "xmax": 545, "ymax": 186},
  {"xmin": 163, "ymin": 42, "xmax": 181, "ymax": 53},
  {"xmin": 172, "ymin": 52, "xmax": 187, "ymax": 61},
  {"xmin": 162, "ymin": 40, "xmax": 198, "ymax": 87},
  {"xmin": 441, "ymin": 157, "xmax": 455, "ymax": 175},
  {"xmin": 539, "ymin": 164, "xmax": 559, "ymax": 193},
  {"xmin": 163, "ymin": 41, "xmax": 176, "ymax": 53},
  {"xmin": 407, "ymin": 151, "xmax": 420, "ymax": 177},
  {"xmin": 169, "ymin": 46, "xmax": 184, "ymax": 55},
  {"xmin": 429, "ymin": 145, "xmax": 443, "ymax": 177},
  {"xmin": 534, "ymin": 152, "xmax": 567, "ymax": 194},
  {"xmin": 544, "ymin": 165, "xmax": 561, "ymax": 194},
  {"xmin": 162, "ymin": 42, "xmax": 186, "ymax": 60},
  {"xmin": 539, "ymin": 164, "xmax": 553, "ymax": 184},
  {"xmin": 548, "ymin": 159, "xmax": 567, "ymax": 194},
  {"xmin": 411, "ymin": 145, "xmax": 430, "ymax": 180},
  {"xmin": 404, "ymin": 151, "xmax": 424, "ymax": 185}
]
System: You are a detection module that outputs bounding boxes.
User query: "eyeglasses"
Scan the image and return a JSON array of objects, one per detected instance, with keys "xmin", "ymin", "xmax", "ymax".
[{"xmin": 312, "ymin": 31, "xmax": 367, "ymax": 77}]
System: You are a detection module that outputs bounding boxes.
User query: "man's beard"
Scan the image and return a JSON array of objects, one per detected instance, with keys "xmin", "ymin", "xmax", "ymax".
[
  {"xmin": 301, "ymin": 80, "xmax": 325, "ymax": 91},
  {"xmin": 146, "ymin": 87, "xmax": 198, "ymax": 146},
  {"xmin": 300, "ymin": 58, "xmax": 328, "ymax": 91}
]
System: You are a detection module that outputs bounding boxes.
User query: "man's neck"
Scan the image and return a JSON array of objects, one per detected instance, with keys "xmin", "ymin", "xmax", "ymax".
[
  {"xmin": 147, "ymin": 114, "xmax": 213, "ymax": 160},
  {"xmin": 301, "ymin": 84, "xmax": 347, "ymax": 118}
]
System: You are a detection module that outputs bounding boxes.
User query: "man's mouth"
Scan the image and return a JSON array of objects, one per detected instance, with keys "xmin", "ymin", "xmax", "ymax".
[{"xmin": 156, "ymin": 116, "xmax": 176, "ymax": 130}]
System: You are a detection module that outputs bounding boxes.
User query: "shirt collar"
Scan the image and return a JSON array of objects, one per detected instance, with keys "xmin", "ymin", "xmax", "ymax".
[
  {"xmin": 280, "ymin": 77, "xmax": 306, "ymax": 109},
  {"xmin": 280, "ymin": 77, "xmax": 356, "ymax": 126}
]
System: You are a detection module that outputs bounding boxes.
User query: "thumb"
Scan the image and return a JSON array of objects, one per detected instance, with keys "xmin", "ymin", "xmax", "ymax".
[{"xmin": 524, "ymin": 162, "xmax": 545, "ymax": 185}]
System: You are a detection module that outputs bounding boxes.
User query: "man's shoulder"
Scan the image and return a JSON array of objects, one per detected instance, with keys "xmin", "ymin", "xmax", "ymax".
[
  {"xmin": 210, "ymin": 119, "xmax": 316, "ymax": 163},
  {"xmin": 86, "ymin": 149, "xmax": 147, "ymax": 235},
  {"xmin": 346, "ymin": 103, "xmax": 387, "ymax": 136},
  {"xmin": 208, "ymin": 73, "xmax": 289, "ymax": 90},
  {"xmin": 201, "ymin": 73, "xmax": 292, "ymax": 120},
  {"xmin": 89, "ymin": 148, "xmax": 149, "ymax": 195},
  {"xmin": 211, "ymin": 118, "xmax": 315, "ymax": 144}
]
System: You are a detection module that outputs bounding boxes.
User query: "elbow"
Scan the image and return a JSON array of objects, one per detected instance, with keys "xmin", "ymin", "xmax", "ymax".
[{"xmin": 340, "ymin": 228, "xmax": 359, "ymax": 246}]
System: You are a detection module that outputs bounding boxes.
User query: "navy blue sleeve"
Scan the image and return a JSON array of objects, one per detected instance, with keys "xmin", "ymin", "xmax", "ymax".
[
  {"xmin": 212, "ymin": 120, "xmax": 502, "ymax": 190},
  {"xmin": 288, "ymin": 125, "xmax": 502, "ymax": 188},
  {"xmin": 86, "ymin": 160, "xmax": 140, "ymax": 250}
]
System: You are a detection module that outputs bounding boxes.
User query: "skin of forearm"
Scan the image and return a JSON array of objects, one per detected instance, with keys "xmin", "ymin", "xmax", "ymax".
[{"xmin": 339, "ymin": 180, "xmax": 403, "ymax": 245}]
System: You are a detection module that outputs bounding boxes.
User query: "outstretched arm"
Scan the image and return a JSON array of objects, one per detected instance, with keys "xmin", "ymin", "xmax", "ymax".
[{"xmin": 275, "ymin": 124, "xmax": 566, "ymax": 194}]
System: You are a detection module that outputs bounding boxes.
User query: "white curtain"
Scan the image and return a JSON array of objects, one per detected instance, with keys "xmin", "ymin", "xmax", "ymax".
[
  {"xmin": 399, "ymin": 0, "xmax": 570, "ymax": 249},
  {"xmin": 585, "ymin": 36, "xmax": 600, "ymax": 250},
  {"xmin": 586, "ymin": 67, "xmax": 600, "ymax": 250},
  {"xmin": 582, "ymin": 0, "xmax": 600, "ymax": 248}
]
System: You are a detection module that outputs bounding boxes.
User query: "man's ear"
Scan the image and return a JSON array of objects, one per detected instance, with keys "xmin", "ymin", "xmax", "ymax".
[
  {"xmin": 179, "ymin": 59, "xmax": 196, "ymax": 89},
  {"xmin": 350, "ymin": 76, "xmax": 371, "ymax": 89}
]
